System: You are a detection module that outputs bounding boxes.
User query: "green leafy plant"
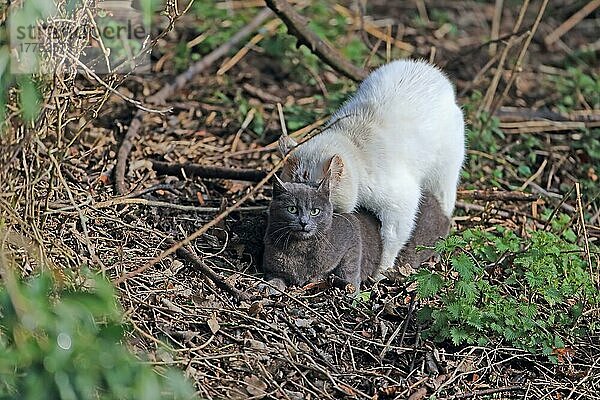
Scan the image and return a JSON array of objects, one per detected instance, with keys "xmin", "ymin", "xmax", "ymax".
[
  {"xmin": 0, "ymin": 271, "xmax": 195, "ymax": 400},
  {"xmin": 414, "ymin": 227, "xmax": 598, "ymax": 360},
  {"xmin": 549, "ymin": 67, "xmax": 600, "ymax": 112}
]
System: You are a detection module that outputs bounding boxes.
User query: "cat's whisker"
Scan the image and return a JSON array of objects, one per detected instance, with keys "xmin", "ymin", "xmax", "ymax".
[
  {"xmin": 315, "ymin": 230, "xmax": 335, "ymax": 251},
  {"xmin": 272, "ymin": 229, "xmax": 289, "ymax": 248},
  {"xmin": 333, "ymin": 212, "xmax": 355, "ymax": 227}
]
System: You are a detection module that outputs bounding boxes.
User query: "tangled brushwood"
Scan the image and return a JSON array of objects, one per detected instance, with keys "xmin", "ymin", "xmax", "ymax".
[{"xmin": 1, "ymin": 0, "xmax": 599, "ymax": 399}]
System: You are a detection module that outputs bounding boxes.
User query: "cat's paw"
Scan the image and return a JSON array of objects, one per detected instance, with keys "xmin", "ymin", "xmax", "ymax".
[{"xmin": 257, "ymin": 278, "xmax": 287, "ymax": 296}]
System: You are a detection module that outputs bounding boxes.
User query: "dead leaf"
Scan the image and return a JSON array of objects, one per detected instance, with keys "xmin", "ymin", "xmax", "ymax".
[
  {"xmin": 337, "ymin": 383, "xmax": 357, "ymax": 396},
  {"xmin": 378, "ymin": 385, "xmax": 402, "ymax": 396},
  {"xmin": 407, "ymin": 387, "xmax": 427, "ymax": 400},
  {"xmin": 405, "ymin": 281, "xmax": 418, "ymax": 293},
  {"xmin": 98, "ymin": 174, "xmax": 110, "ymax": 185},
  {"xmin": 244, "ymin": 375, "xmax": 267, "ymax": 397},
  {"xmin": 245, "ymin": 339, "xmax": 267, "ymax": 351},
  {"xmin": 222, "ymin": 180, "xmax": 251, "ymax": 194},
  {"xmin": 398, "ymin": 263, "xmax": 416, "ymax": 277},
  {"xmin": 588, "ymin": 167, "xmax": 598, "ymax": 182},
  {"xmin": 127, "ymin": 159, "xmax": 152, "ymax": 176},
  {"xmin": 207, "ymin": 313, "xmax": 220, "ymax": 334},
  {"xmin": 196, "ymin": 191, "xmax": 205, "ymax": 205},
  {"xmin": 433, "ymin": 374, "xmax": 448, "ymax": 388},
  {"xmin": 248, "ymin": 301, "xmax": 263, "ymax": 316},
  {"xmin": 552, "ymin": 347, "xmax": 576, "ymax": 363}
]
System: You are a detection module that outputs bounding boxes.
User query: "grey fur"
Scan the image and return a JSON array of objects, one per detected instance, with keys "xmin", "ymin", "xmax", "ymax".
[
  {"xmin": 263, "ymin": 177, "xmax": 450, "ymax": 292},
  {"xmin": 263, "ymin": 175, "xmax": 380, "ymax": 291}
]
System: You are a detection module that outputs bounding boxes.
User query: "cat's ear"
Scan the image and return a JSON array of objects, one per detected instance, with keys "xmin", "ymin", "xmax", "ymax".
[
  {"xmin": 278, "ymin": 133, "xmax": 298, "ymax": 156},
  {"xmin": 317, "ymin": 170, "xmax": 332, "ymax": 196},
  {"xmin": 323, "ymin": 154, "xmax": 344, "ymax": 186},
  {"xmin": 272, "ymin": 174, "xmax": 288, "ymax": 197}
]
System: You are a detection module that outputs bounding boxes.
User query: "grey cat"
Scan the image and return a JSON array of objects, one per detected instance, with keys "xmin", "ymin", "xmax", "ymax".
[{"xmin": 262, "ymin": 171, "xmax": 450, "ymax": 293}]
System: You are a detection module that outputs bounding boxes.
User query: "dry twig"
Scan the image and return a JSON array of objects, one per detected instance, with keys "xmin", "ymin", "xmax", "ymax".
[{"xmin": 151, "ymin": 160, "xmax": 268, "ymax": 182}]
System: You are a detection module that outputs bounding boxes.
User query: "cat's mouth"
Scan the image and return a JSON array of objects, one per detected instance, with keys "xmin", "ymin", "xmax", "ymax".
[{"xmin": 293, "ymin": 229, "xmax": 316, "ymax": 239}]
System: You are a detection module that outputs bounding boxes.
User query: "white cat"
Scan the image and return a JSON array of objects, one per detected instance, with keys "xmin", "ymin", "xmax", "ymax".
[{"xmin": 279, "ymin": 59, "xmax": 465, "ymax": 274}]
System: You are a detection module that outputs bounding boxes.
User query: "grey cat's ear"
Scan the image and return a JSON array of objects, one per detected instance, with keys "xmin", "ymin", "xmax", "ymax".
[
  {"xmin": 272, "ymin": 174, "xmax": 288, "ymax": 197},
  {"xmin": 278, "ymin": 133, "xmax": 298, "ymax": 156},
  {"xmin": 317, "ymin": 170, "xmax": 332, "ymax": 196}
]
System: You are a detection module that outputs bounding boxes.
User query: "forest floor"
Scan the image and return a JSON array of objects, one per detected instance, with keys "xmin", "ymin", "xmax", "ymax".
[{"xmin": 2, "ymin": 0, "xmax": 600, "ymax": 399}]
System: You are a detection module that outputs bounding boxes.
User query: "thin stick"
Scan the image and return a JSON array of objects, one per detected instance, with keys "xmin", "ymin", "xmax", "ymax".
[
  {"xmin": 414, "ymin": 0, "xmax": 429, "ymax": 25},
  {"xmin": 170, "ymin": 239, "xmax": 251, "ymax": 301},
  {"xmin": 489, "ymin": 0, "xmax": 504, "ymax": 56},
  {"xmin": 277, "ymin": 103, "xmax": 288, "ymax": 136},
  {"xmin": 334, "ymin": 3, "xmax": 413, "ymax": 52},
  {"xmin": 217, "ymin": 18, "xmax": 282, "ymax": 75},
  {"xmin": 575, "ymin": 182, "xmax": 596, "ymax": 287},
  {"xmin": 545, "ymin": 0, "xmax": 600, "ymax": 46},
  {"xmin": 94, "ymin": 197, "xmax": 266, "ymax": 213},
  {"xmin": 151, "ymin": 160, "xmax": 268, "ymax": 181},
  {"xmin": 518, "ymin": 158, "xmax": 547, "ymax": 191},
  {"xmin": 457, "ymin": 189, "xmax": 537, "ymax": 202}
]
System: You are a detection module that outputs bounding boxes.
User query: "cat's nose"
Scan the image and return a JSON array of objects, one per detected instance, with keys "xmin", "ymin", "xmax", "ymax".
[{"xmin": 299, "ymin": 221, "xmax": 311, "ymax": 231}]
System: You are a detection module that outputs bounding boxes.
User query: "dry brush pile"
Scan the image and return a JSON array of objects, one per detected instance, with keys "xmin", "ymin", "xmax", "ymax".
[{"xmin": 1, "ymin": 0, "xmax": 599, "ymax": 399}]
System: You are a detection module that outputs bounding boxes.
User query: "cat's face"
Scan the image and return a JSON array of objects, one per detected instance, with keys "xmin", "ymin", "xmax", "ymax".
[{"xmin": 268, "ymin": 176, "xmax": 333, "ymax": 240}]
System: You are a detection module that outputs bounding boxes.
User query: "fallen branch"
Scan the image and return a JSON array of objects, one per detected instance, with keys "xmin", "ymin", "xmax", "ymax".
[
  {"xmin": 496, "ymin": 107, "xmax": 600, "ymax": 123},
  {"xmin": 457, "ymin": 189, "xmax": 538, "ymax": 202},
  {"xmin": 264, "ymin": 0, "xmax": 368, "ymax": 81},
  {"xmin": 151, "ymin": 160, "xmax": 268, "ymax": 182},
  {"xmin": 94, "ymin": 197, "xmax": 266, "ymax": 213},
  {"xmin": 114, "ymin": 8, "xmax": 273, "ymax": 195}
]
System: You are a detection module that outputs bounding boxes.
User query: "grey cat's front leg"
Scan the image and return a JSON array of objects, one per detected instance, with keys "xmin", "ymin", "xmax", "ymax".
[
  {"xmin": 258, "ymin": 276, "xmax": 287, "ymax": 295},
  {"xmin": 332, "ymin": 247, "xmax": 362, "ymax": 294}
]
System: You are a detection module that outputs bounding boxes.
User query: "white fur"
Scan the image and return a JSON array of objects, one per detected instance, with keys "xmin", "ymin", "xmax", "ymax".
[{"xmin": 282, "ymin": 60, "xmax": 465, "ymax": 272}]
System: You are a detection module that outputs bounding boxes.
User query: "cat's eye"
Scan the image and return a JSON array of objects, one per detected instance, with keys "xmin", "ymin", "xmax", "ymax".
[
  {"xmin": 286, "ymin": 206, "xmax": 298, "ymax": 214},
  {"xmin": 310, "ymin": 208, "xmax": 321, "ymax": 216}
]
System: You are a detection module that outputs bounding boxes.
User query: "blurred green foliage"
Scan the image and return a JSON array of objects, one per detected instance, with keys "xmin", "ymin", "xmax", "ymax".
[
  {"xmin": 0, "ymin": 271, "xmax": 195, "ymax": 400},
  {"xmin": 0, "ymin": 1, "xmax": 46, "ymax": 127},
  {"xmin": 550, "ymin": 67, "xmax": 600, "ymax": 112}
]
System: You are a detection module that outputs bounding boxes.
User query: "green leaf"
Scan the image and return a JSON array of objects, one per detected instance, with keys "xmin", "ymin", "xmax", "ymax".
[
  {"xmin": 449, "ymin": 328, "xmax": 470, "ymax": 345},
  {"xmin": 451, "ymin": 253, "xmax": 476, "ymax": 281},
  {"xmin": 414, "ymin": 270, "xmax": 445, "ymax": 298}
]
